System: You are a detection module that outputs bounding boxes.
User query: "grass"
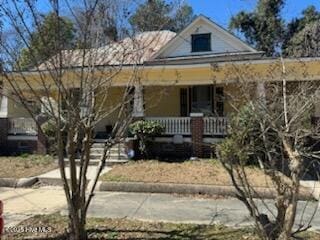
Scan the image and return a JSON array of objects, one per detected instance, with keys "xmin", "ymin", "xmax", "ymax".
[
  {"xmin": 100, "ymin": 159, "xmax": 274, "ymax": 188},
  {"xmin": 4, "ymin": 213, "xmax": 319, "ymax": 240},
  {"xmin": 0, "ymin": 154, "xmax": 57, "ymax": 178}
]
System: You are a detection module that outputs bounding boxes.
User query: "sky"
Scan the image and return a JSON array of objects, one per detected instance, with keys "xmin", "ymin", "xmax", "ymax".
[
  {"xmin": 188, "ymin": 0, "xmax": 320, "ymax": 28},
  {"xmin": 4, "ymin": 0, "xmax": 320, "ymax": 33}
]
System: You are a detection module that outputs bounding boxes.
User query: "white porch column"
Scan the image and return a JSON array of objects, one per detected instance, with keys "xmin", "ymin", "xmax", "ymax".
[
  {"xmin": 80, "ymin": 90, "xmax": 93, "ymax": 118},
  {"xmin": 132, "ymin": 84, "xmax": 144, "ymax": 117},
  {"xmin": 0, "ymin": 88, "xmax": 8, "ymax": 118}
]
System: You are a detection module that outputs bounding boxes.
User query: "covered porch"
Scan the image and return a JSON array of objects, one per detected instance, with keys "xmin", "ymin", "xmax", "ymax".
[
  {"xmin": 94, "ymin": 84, "xmax": 231, "ymax": 137},
  {"xmin": 0, "ymin": 90, "xmax": 45, "ymax": 154},
  {"xmin": 138, "ymin": 84, "xmax": 231, "ymax": 137}
]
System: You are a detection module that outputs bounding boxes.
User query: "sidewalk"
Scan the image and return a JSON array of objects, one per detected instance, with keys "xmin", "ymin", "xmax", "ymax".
[
  {"xmin": 1, "ymin": 187, "xmax": 319, "ymax": 232},
  {"xmin": 0, "ymin": 187, "xmax": 66, "ymax": 227},
  {"xmin": 301, "ymin": 180, "xmax": 320, "ymax": 199}
]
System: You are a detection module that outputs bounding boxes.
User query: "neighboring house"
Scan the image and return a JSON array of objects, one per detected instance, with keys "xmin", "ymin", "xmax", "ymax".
[{"xmin": 0, "ymin": 15, "xmax": 319, "ymax": 157}]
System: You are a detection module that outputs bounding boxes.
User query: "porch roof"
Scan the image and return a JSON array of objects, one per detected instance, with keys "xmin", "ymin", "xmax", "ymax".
[{"xmin": 3, "ymin": 57, "xmax": 320, "ymax": 89}]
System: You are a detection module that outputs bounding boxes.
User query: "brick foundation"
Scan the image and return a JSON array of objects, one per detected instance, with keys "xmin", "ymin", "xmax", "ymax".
[
  {"xmin": 191, "ymin": 113, "xmax": 204, "ymax": 158},
  {"xmin": 150, "ymin": 142, "xmax": 192, "ymax": 159},
  {"xmin": 7, "ymin": 140, "xmax": 38, "ymax": 154}
]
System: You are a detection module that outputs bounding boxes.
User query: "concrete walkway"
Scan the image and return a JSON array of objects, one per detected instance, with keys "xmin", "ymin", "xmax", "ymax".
[
  {"xmin": 37, "ymin": 165, "xmax": 112, "ymax": 180},
  {"xmin": 1, "ymin": 187, "xmax": 319, "ymax": 232},
  {"xmin": 301, "ymin": 180, "xmax": 320, "ymax": 199}
]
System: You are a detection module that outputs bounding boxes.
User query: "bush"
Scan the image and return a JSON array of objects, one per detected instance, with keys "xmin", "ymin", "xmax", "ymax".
[
  {"xmin": 129, "ymin": 120, "xmax": 165, "ymax": 159},
  {"xmin": 41, "ymin": 120, "xmax": 56, "ymax": 155},
  {"xmin": 217, "ymin": 104, "xmax": 267, "ymax": 167}
]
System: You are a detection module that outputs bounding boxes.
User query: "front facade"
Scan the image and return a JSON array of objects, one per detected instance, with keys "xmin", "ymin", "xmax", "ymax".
[{"xmin": 1, "ymin": 15, "xmax": 320, "ymax": 157}]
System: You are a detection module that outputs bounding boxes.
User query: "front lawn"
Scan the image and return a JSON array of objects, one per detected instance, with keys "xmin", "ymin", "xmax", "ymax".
[
  {"xmin": 0, "ymin": 155, "xmax": 57, "ymax": 178},
  {"xmin": 100, "ymin": 160, "xmax": 273, "ymax": 187},
  {"xmin": 4, "ymin": 213, "xmax": 319, "ymax": 240}
]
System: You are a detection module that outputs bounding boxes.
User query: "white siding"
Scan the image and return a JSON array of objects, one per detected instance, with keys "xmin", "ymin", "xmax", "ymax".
[{"xmin": 158, "ymin": 18, "xmax": 251, "ymax": 59}]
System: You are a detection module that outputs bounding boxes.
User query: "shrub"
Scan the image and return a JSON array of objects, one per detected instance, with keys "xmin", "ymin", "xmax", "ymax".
[
  {"xmin": 129, "ymin": 120, "xmax": 165, "ymax": 159},
  {"xmin": 217, "ymin": 104, "xmax": 269, "ymax": 167}
]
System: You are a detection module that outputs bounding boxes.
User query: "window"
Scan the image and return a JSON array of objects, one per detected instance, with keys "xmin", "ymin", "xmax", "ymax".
[
  {"xmin": 62, "ymin": 88, "xmax": 81, "ymax": 110},
  {"xmin": 180, "ymin": 88, "xmax": 188, "ymax": 117},
  {"xmin": 215, "ymin": 87, "xmax": 224, "ymax": 116},
  {"xmin": 191, "ymin": 85, "xmax": 212, "ymax": 114},
  {"xmin": 191, "ymin": 33, "xmax": 211, "ymax": 52},
  {"xmin": 23, "ymin": 99, "xmax": 41, "ymax": 114}
]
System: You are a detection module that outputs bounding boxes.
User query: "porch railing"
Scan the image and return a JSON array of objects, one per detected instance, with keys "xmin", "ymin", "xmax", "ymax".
[
  {"xmin": 8, "ymin": 118, "xmax": 38, "ymax": 136},
  {"xmin": 203, "ymin": 117, "xmax": 228, "ymax": 136},
  {"xmin": 145, "ymin": 117, "xmax": 191, "ymax": 135}
]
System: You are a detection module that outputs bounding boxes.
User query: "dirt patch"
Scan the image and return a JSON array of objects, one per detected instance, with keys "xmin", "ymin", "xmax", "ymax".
[
  {"xmin": 0, "ymin": 155, "xmax": 57, "ymax": 178},
  {"xmin": 100, "ymin": 159, "xmax": 275, "ymax": 188},
  {"xmin": 4, "ymin": 213, "xmax": 319, "ymax": 240}
]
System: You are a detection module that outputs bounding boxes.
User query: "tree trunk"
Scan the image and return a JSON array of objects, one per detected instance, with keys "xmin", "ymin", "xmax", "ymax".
[
  {"xmin": 277, "ymin": 139, "xmax": 302, "ymax": 240},
  {"xmin": 69, "ymin": 203, "xmax": 87, "ymax": 240}
]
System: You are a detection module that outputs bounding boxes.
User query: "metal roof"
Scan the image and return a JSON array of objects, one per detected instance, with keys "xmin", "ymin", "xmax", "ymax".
[{"xmin": 37, "ymin": 30, "xmax": 176, "ymax": 70}]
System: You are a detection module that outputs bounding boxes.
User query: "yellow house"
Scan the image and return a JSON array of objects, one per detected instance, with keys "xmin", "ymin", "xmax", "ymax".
[{"xmin": 0, "ymin": 15, "xmax": 319, "ymax": 158}]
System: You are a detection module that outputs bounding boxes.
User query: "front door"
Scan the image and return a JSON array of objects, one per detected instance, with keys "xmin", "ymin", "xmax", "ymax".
[
  {"xmin": 191, "ymin": 85, "xmax": 213, "ymax": 115},
  {"xmin": 180, "ymin": 85, "xmax": 224, "ymax": 117}
]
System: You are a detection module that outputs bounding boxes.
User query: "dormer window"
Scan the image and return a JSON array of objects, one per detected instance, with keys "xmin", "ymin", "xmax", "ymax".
[{"xmin": 191, "ymin": 33, "xmax": 211, "ymax": 52}]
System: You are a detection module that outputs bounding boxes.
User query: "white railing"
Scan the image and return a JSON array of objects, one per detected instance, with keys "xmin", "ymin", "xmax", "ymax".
[
  {"xmin": 203, "ymin": 117, "xmax": 228, "ymax": 136},
  {"xmin": 146, "ymin": 117, "xmax": 191, "ymax": 135},
  {"xmin": 8, "ymin": 118, "xmax": 38, "ymax": 136}
]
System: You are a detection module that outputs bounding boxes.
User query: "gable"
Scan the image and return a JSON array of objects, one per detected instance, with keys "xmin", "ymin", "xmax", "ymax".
[{"xmin": 154, "ymin": 15, "xmax": 257, "ymax": 59}]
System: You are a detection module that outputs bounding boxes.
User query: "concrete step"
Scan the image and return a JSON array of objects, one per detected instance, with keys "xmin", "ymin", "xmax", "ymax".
[
  {"xmin": 90, "ymin": 148, "xmax": 126, "ymax": 155},
  {"xmin": 92, "ymin": 143, "xmax": 105, "ymax": 148},
  {"xmin": 90, "ymin": 148, "xmax": 104, "ymax": 154},
  {"xmin": 91, "ymin": 143, "xmax": 125, "ymax": 149},
  {"xmin": 105, "ymin": 159, "xmax": 129, "ymax": 166},
  {"xmin": 90, "ymin": 153, "xmax": 128, "ymax": 160}
]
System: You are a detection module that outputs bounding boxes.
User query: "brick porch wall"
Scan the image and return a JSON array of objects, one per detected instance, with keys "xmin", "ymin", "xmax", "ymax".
[
  {"xmin": 150, "ymin": 142, "xmax": 193, "ymax": 159},
  {"xmin": 126, "ymin": 113, "xmax": 217, "ymax": 159},
  {"xmin": 0, "ymin": 118, "xmax": 8, "ymax": 154},
  {"xmin": 7, "ymin": 140, "xmax": 38, "ymax": 154}
]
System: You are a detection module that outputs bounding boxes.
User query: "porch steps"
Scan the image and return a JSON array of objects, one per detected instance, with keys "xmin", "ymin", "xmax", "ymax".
[{"xmin": 89, "ymin": 141, "xmax": 129, "ymax": 164}]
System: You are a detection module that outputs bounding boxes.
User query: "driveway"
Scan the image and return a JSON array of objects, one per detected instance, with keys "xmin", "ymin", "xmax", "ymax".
[{"xmin": 1, "ymin": 187, "xmax": 319, "ymax": 232}]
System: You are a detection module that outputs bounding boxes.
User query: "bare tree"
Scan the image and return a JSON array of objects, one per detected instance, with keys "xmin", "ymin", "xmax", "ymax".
[
  {"xmin": 216, "ymin": 59, "xmax": 320, "ymax": 240},
  {"xmin": 0, "ymin": 0, "xmax": 178, "ymax": 239}
]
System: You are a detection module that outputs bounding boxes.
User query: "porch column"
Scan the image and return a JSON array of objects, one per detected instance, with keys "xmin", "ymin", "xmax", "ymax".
[
  {"xmin": 0, "ymin": 89, "xmax": 8, "ymax": 118},
  {"xmin": 132, "ymin": 84, "xmax": 144, "ymax": 118},
  {"xmin": 80, "ymin": 90, "xmax": 93, "ymax": 118},
  {"xmin": 256, "ymin": 82, "xmax": 266, "ymax": 105},
  {"xmin": 191, "ymin": 113, "xmax": 204, "ymax": 157}
]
